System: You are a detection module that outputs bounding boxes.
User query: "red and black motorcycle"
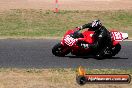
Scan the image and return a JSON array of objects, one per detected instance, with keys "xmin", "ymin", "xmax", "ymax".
[{"xmin": 52, "ymin": 28, "xmax": 128, "ymax": 58}]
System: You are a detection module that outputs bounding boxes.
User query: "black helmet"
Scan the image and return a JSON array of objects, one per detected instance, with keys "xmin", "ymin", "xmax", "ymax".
[{"xmin": 91, "ymin": 19, "xmax": 102, "ymax": 29}]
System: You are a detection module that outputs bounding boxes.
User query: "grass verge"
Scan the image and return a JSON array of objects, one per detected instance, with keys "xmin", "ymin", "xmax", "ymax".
[
  {"xmin": 0, "ymin": 9, "xmax": 132, "ymax": 38},
  {"xmin": 0, "ymin": 68, "xmax": 131, "ymax": 88}
]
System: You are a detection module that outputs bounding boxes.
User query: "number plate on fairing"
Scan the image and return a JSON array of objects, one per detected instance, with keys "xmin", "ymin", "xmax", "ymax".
[
  {"xmin": 64, "ymin": 35, "xmax": 78, "ymax": 46},
  {"xmin": 111, "ymin": 32, "xmax": 123, "ymax": 41}
]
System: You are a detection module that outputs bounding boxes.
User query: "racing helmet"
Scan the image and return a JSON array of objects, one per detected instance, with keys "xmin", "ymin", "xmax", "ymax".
[{"xmin": 91, "ymin": 19, "xmax": 102, "ymax": 30}]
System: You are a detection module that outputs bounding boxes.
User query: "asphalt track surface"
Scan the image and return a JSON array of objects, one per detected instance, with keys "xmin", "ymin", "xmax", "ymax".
[{"xmin": 0, "ymin": 39, "xmax": 131, "ymax": 69}]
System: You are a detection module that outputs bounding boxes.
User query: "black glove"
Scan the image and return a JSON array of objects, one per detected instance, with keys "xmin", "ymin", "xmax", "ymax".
[{"xmin": 76, "ymin": 26, "xmax": 83, "ymax": 30}]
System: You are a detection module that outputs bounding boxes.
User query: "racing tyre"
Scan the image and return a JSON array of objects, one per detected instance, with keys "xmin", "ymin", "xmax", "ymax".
[
  {"xmin": 52, "ymin": 43, "xmax": 70, "ymax": 57},
  {"xmin": 112, "ymin": 44, "xmax": 121, "ymax": 56},
  {"xmin": 76, "ymin": 76, "xmax": 87, "ymax": 85}
]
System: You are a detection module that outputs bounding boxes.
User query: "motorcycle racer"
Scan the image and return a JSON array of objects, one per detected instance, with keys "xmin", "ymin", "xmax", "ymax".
[
  {"xmin": 77, "ymin": 20, "xmax": 112, "ymax": 58},
  {"xmin": 52, "ymin": 19, "xmax": 128, "ymax": 58}
]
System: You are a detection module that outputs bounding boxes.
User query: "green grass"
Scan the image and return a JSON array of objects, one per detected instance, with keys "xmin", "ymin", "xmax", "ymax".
[{"xmin": 0, "ymin": 9, "xmax": 132, "ymax": 38}]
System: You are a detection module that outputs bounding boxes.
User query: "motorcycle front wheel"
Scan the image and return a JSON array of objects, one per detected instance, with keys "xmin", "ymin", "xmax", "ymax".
[{"xmin": 52, "ymin": 43, "xmax": 70, "ymax": 57}]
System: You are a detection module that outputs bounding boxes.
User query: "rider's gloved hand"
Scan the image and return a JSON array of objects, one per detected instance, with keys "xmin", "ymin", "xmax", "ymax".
[{"xmin": 76, "ymin": 26, "xmax": 83, "ymax": 30}]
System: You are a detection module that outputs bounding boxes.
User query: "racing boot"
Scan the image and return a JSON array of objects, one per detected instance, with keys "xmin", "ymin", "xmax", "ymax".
[{"xmin": 104, "ymin": 46, "xmax": 113, "ymax": 58}]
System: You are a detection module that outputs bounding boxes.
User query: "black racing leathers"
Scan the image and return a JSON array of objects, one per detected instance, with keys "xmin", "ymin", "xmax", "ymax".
[{"xmin": 80, "ymin": 23, "xmax": 112, "ymax": 56}]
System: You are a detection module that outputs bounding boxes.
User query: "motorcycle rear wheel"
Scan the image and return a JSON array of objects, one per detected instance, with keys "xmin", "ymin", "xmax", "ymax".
[
  {"xmin": 103, "ymin": 44, "xmax": 121, "ymax": 58},
  {"xmin": 112, "ymin": 43, "xmax": 121, "ymax": 56}
]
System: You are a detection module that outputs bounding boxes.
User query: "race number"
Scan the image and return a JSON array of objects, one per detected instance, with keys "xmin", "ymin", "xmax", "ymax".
[
  {"xmin": 64, "ymin": 35, "xmax": 78, "ymax": 46},
  {"xmin": 111, "ymin": 32, "xmax": 123, "ymax": 41}
]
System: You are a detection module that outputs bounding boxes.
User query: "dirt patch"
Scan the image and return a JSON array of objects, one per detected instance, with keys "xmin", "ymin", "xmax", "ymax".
[
  {"xmin": 60, "ymin": 0, "xmax": 132, "ymax": 11},
  {"xmin": 0, "ymin": 68, "xmax": 131, "ymax": 88},
  {"xmin": 0, "ymin": 0, "xmax": 132, "ymax": 11}
]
